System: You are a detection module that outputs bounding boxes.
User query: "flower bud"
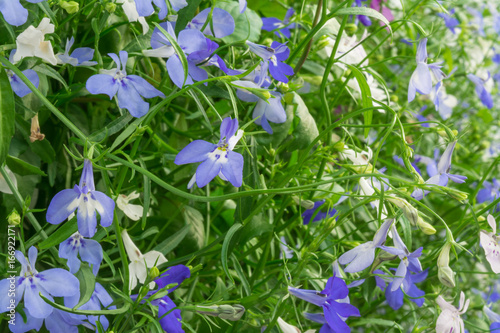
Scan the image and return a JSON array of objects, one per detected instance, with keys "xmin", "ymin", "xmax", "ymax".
[
  {"xmin": 443, "ymin": 188, "xmax": 468, "ymax": 202},
  {"xmin": 386, "ymin": 196, "xmax": 418, "ymax": 226},
  {"xmin": 345, "ymin": 23, "xmax": 358, "ymax": 34},
  {"xmin": 8, "ymin": 209, "xmax": 21, "ymax": 226},
  {"xmin": 417, "ymin": 218, "xmax": 436, "ymax": 235},
  {"xmin": 60, "ymin": 1, "xmax": 79, "ymax": 14},
  {"xmin": 437, "ymin": 243, "xmax": 455, "ymax": 288},
  {"xmin": 478, "ymin": 216, "xmax": 486, "ymax": 222},
  {"xmin": 292, "ymin": 196, "xmax": 315, "ymax": 210},
  {"xmin": 196, "ymin": 304, "xmax": 245, "ymax": 321},
  {"xmin": 150, "ymin": 266, "xmax": 160, "ymax": 280},
  {"xmin": 105, "ymin": 3, "xmax": 117, "ymax": 13}
]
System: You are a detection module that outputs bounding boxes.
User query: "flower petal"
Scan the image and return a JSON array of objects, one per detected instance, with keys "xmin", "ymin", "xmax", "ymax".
[
  {"xmin": 116, "ymin": 80, "xmax": 150, "ymax": 118},
  {"xmin": 46, "ymin": 187, "xmax": 81, "ymax": 225},
  {"xmin": 91, "ymin": 191, "xmax": 115, "ymax": 228},
  {"xmin": 86, "ymin": 74, "xmax": 119, "ymax": 99}
]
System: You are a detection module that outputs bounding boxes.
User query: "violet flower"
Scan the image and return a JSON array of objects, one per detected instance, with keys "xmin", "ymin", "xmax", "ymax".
[
  {"xmin": 374, "ymin": 268, "xmax": 428, "ymax": 310},
  {"xmin": 86, "ymin": 51, "xmax": 165, "ymax": 118},
  {"xmin": 59, "ymin": 231, "xmax": 103, "ymax": 276},
  {"xmin": 46, "ymin": 159, "xmax": 115, "ymax": 238},
  {"xmin": 0, "ymin": 0, "xmax": 46, "ymax": 26},
  {"xmin": 437, "ymin": 9, "xmax": 459, "ymax": 34},
  {"xmin": 353, "ymin": 0, "xmax": 372, "ymax": 26},
  {"xmin": 58, "ymin": 37, "xmax": 97, "ymax": 67},
  {"xmin": 6, "ymin": 50, "xmax": 39, "ymax": 98},
  {"xmin": 134, "ymin": 0, "xmax": 187, "ymax": 20},
  {"xmin": 408, "ymin": 38, "xmax": 433, "ymax": 103},
  {"xmin": 467, "ymin": 73, "xmax": 494, "ymax": 109},
  {"xmin": 0, "ymin": 246, "xmax": 79, "ymax": 319},
  {"xmin": 187, "ymin": 7, "xmax": 235, "ymax": 38},
  {"xmin": 302, "ymin": 197, "xmax": 348, "ymax": 225},
  {"xmin": 288, "ymin": 274, "xmax": 360, "ymax": 333},
  {"xmin": 246, "ymin": 40, "xmax": 294, "ymax": 83},
  {"xmin": 477, "ymin": 178, "xmax": 500, "ymax": 211},
  {"xmin": 174, "ymin": 117, "xmax": 244, "ymax": 188},
  {"xmin": 338, "ymin": 219, "xmax": 394, "ymax": 273},
  {"xmin": 261, "ymin": 8, "xmax": 296, "ymax": 38}
]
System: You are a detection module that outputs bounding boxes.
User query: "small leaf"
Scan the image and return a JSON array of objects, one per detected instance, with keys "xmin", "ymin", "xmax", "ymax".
[
  {"xmin": 6, "ymin": 156, "xmax": 46, "ymax": 176},
  {"xmin": 33, "ymin": 64, "xmax": 69, "ymax": 90},
  {"xmin": 346, "ymin": 65, "xmax": 374, "ymax": 138},
  {"xmin": 0, "ymin": 69, "xmax": 15, "ymax": 166},
  {"xmin": 221, "ymin": 223, "xmax": 243, "ymax": 285},
  {"xmin": 89, "ymin": 113, "xmax": 133, "ymax": 142},
  {"xmin": 335, "ymin": 7, "xmax": 392, "ymax": 34},
  {"xmin": 287, "ymin": 92, "xmax": 319, "ymax": 150},
  {"xmin": 38, "ymin": 216, "xmax": 78, "ymax": 249},
  {"xmin": 74, "ymin": 265, "xmax": 96, "ymax": 310},
  {"xmin": 153, "ymin": 224, "xmax": 191, "ymax": 254}
]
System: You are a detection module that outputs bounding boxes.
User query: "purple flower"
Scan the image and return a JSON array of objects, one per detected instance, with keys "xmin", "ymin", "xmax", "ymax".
[
  {"xmin": 0, "ymin": 0, "xmax": 46, "ymax": 26},
  {"xmin": 174, "ymin": 117, "xmax": 244, "ymax": 188},
  {"xmin": 484, "ymin": 306, "xmax": 500, "ymax": 331},
  {"xmin": 59, "ymin": 231, "xmax": 103, "ymax": 276},
  {"xmin": 431, "ymin": 81, "xmax": 457, "ymax": 120},
  {"xmin": 393, "ymin": 155, "xmax": 422, "ymax": 175},
  {"xmin": 414, "ymin": 148, "xmax": 440, "ymax": 178},
  {"xmin": 64, "ymin": 282, "xmax": 116, "ymax": 331},
  {"xmin": 8, "ymin": 307, "xmax": 87, "ymax": 333},
  {"xmin": 467, "ymin": 73, "xmax": 493, "ymax": 109},
  {"xmin": 46, "ymin": 159, "xmax": 115, "ymax": 238},
  {"xmin": 246, "ymin": 41, "xmax": 294, "ymax": 83},
  {"xmin": 477, "ymin": 178, "xmax": 500, "ymax": 211},
  {"xmin": 261, "ymin": 8, "xmax": 296, "ymax": 38},
  {"xmin": 338, "ymin": 219, "xmax": 393, "ymax": 273},
  {"xmin": 437, "ymin": 9, "xmax": 459, "ymax": 34},
  {"xmin": 353, "ymin": 0, "xmax": 372, "ymax": 26},
  {"xmin": 289, "ymin": 274, "xmax": 360, "ymax": 333},
  {"xmin": 379, "ymin": 226, "xmax": 423, "ymax": 291},
  {"xmin": 0, "ymin": 247, "xmax": 79, "ymax": 319},
  {"xmin": 134, "ymin": 0, "xmax": 187, "ymax": 20},
  {"xmin": 6, "ymin": 50, "xmax": 39, "ymax": 98},
  {"xmin": 187, "ymin": 7, "xmax": 235, "ymax": 38},
  {"xmin": 374, "ymin": 268, "xmax": 428, "ymax": 310},
  {"xmin": 58, "ymin": 37, "xmax": 97, "ymax": 67},
  {"xmin": 408, "ymin": 38, "xmax": 433, "ymax": 102},
  {"xmin": 302, "ymin": 197, "xmax": 348, "ymax": 224},
  {"xmin": 86, "ymin": 51, "xmax": 165, "ymax": 117},
  {"xmin": 412, "ymin": 141, "xmax": 467, "ymax": 200}
]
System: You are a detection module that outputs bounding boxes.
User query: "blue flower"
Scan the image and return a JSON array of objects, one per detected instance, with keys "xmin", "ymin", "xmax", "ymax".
[
  {"xmin": 134, "ymin": 0, "xmax": 187, "ymax": 20},
  {"xmin": 8, "ymin": 307, "xmax": 86, "ymax": 333},
  {"xmin": 393, "ymin": 155, "xmax": 422, "ymax": 175},
  {"xmin": 239, "ymin": 0, "xmax": 246, "ymax": 13},
  {"xmin": 412, "ymin": 141, "xmax": 467, "ymax": 200},
  {"xmin": 0, "ymin": 0, "xmax": 46, "ymax": 26},
  {"xmin": 187, "ymin": 7, "xmax": 235, "ymax": 38},
  {"xmin": 6, "ymin": 50, "xmax": 40, "ymax": 98},
  {"xmin": 246, "ymin": 41, "xmax": 294, "ymax": 83},
  {"xmin": 302, "ymin": 197, "xmax": 348, "ymax": 225},
  {"xmin": 175, "ymin": 117, "xmax": 244, "ymax": 188},
  {"xmin": 467, "ymin": 73, "xmax": 493, "ymax": 109},
  {"xmin": 484, "ymin": 306, "xmax": 500, "ymax": 331},
  {"xmin": 408, "ymin": 38, "xmax": 433, "ymax": 102},
  {"xmin": 58, "ymin": 37, "xmax": 97, "ymax": 67},
  {"xmin": 477, "ymin": 178, "xmax": 500, "ymax": 211},
  {"xmin": 46, "ymin": 159, "xmax": 115, "ymax": 238},
  {"xmin": 353, "ymin": 0, "xmax": 372, "ymax": 26},
  {"xmin": 338, "ymin": 219, "xmax": 394, "ymax": 273},
  {"xmin": 374, "ymin": 268, "xmax": 428, "ymax": 310},
  {"xmin": 86, "ymin": 51, "xmax": 165, "ymax": 117},
  {"xmin": 289, "ymin": 274, "xmax": 360, "ymax": 333},
  {"xmin": 431, "ymin": 81, "xmax": 458, "ymax": 120},
  {"xmin": 59, "ymin": 231, "xmax": 103, "ymax": 276},
  {"xmin": 437, "ymin": 9, "xmax": 459, "ymax": 34},
  {"xmin": 0, "ymin": 247, "xmax": 80, "ymax": 320},
  {"xmin": 379, "ymin": 226, "xmax": 423, "ymax": 291},
  {"xmin": 261, "ymin": 8, "xmax": 296, "ymax": 38}
]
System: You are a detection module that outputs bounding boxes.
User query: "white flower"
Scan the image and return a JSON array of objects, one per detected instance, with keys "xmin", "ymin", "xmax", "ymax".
[
  {"xmin": 13, "ymin": 18, "xmax": 58, "ymax": 65},
  {"xmin": 116, "ymin": 0, "xmax": 149, "ymax": 34},
  {"xmin": 117, "ymin": 191, "xmax": 145, "ymax": 221},
  {"xmin": 0, "ymin": 166, "xmax": 17, "ymax": 194},
  {"xmin": 277, "ymin": 317, "xmax": 301, "ymax": 333},
  {"xmin": 323, "ymin": 30, "xmax": 369, "ymax": 70},
  {"xmin": 339, "ymin": 145, "xmax": 372, "ymax": 165},
  {"xmin": 122, "ymin": 229, "xmax": 167, "ymax": 290},
  {"xmin": 480, "ymin": 214, "xmax": 500, "ymax": 273},
  {"xmin": 436, "ymin": 291, "xmax": 469, "ymax": 333}
]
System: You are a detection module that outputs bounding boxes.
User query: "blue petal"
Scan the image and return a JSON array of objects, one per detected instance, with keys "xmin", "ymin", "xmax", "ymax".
[
  {"xmin": 116, "ymin": 80, "xmax": 150, "ymax": 118},
  {"xmin": 155, "ymin": 265, "xmax": 191, "ymax": 292},
  {"xmin": 170, "ymin": 0, "xmax": 187, "ymax": 11},
  {"xmin": 0, "ymin": 0, "xmax": 28, "ymax": 26},
  {"xmin": 9, "ymin": 308, "xmax": 43, "ymax": 333},
  {"xmin": 79, "ymin": 159, "xmax": 96, "ymax": 190},
  {"xmin": 338, "ymin": 242, "xmax": 375, "ymax": 273},
  {"xmin": 151, "ymin": 22, "xmax": 175, "ymax": 49},
  {"xmin": 323, "ymin": 275, "xmax": 349, "ymax": 300},
  {"xmin": 288, "ymin": 287, "xmax": 326, "ymax": 307},
  {"xmin": 86, "ymin": 74, "xmax": 119, "ymax": 99},
  {"xmin": 416, "ymin": 38, "xmax": 428, "ymax": 63},
  {"xmin": 46, "ymin": 187, "xmax": 81, "ymax": 225},
  {"xmin": 178, "ymin": 29, "xmax": 207, "ymax": 54},
  {"xmin": 77, "ymin": 197, "xmax": 98, "ymax": 237},
  {"xmin": 152, "ymin": 0, "xmax": 168, "ymax": 19},
  {"xmin": 263, "ymin": 93, "xmax": 286, "ymax": 123},
  {"xmin": 70, "ymin": 47, "xmax": 95, "ymax": 65},
  {"xmin": 134, "ymin": 0, "xmax": 154, "ymax": 17},
  {"xmin": 323, "ymin": 303, "xmax": 351, "ymax": 333},
  {"xmin": 158, "ymin": 296, "xmax": 184, "ymax": 333},
  {"xmin": 196, "ymin": 156, "xmax": 222, "ymax": 188},
  {"xmin": 38, "ymin": 268, "xmax": 80, "ymax": 297},
  {"xmin": 188, "ymin": 61, "xmax": 208, "ymax": 83},
  {"xmin": 238, "ymin": 0, "xmax": 247, "ymax": 13},
  {"xmin": 219, "ymin": 117, "xmax": 239, "ymax": 140},
  {"xmin": 175, "ymin": 140, "xmax": 216, "ymax": 165},
  {"xmin": 80, "ymin": 239, "xmax": 104, "ymax": 276},
  {"xmin": 193, "ymin": 8, "xmax": 235, "ymax": 38},
  {"xmin": 385, "ymin": 283, "xmax": 404, "ymax": 310},
  {"xmin": 91, "ymin": 191, "xmax": 115, "ymax": 228},
  {"xmin": 9, "ymin": 69, "xmax": 39, "ymax": 97},
  {"xmin": 221, "ymin": 151, "xmax": 244, "ymax": 187},
  {"xmin": 24, "ymin": 283, "xmax": 54, "ymax": 318},
  {"xmin": 126, "ymin": 75, "xmax": 165, "ymax": 98},
  {"xmin": 167, "ymin": 55, "xmax": 193, "ymax": 88}
]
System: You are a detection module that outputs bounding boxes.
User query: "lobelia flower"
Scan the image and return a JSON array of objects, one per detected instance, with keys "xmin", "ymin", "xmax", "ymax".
[
  {"xmin": 59, "ymin": 231, "xmax": 103, "ymax": 276},
  {"xmin": 277, "ymin": 317, "xmax": 301, "ymax": 333},
  {"xmin": 288, "ymin": 274, "xmax": 360, "ymax": 333},
  {"xmin": 46, "ymin": 159, "xmax": 115, "ymax": 238},
  {"xmin": 117, "ymin": 191, "xmax": 146, "ymax": 221},
  {"xmin": 246, "ymin": 41, "xmax": 294, "ymax": 83},
  {"xmin": 393, "ymin": 155, "xmax": 422, "ymax": 175},
  {"xmin": 6, "ymin": 50, "xmax": 40, "ymax": 98},
  {"xmin": 338, "ymin": 219, "xmax": 394, "ymax": 273},
  {"xmin": 117, "ymin": 0, "xmax": 149, "ymax": 34},
  {"xmin": 374, "ymin": 268, "xmax": 428, "ymax": 310},
  {"xmin": 134, "ymin": 0, "xmax": 187, "ymax": 20},
  {"xmin": 261, "ymin": 8, "xmax": 296, "ymax": 38},
  {"xmin": 477, "ymin": 178, "xmax": 500, "ymax": 211},
  {"xmin": 0, "ymin": 0, "xmax": 46, "ymax": 26},
  {"xmin": 57, "ymin": 37, "xmax": 97, "ymax": 66},
  {"xmin": 408, "ymin": 38, "xmax": 434, "ymax": 103},
  {"xmin": 484, "ymin": 306, "xmax": 500, "ymax": 331},
  {"xmin": 187, "ymin": 7, "xmax": 235, "ymax": 38},
  {"xmin": 0, "ymin": 247, "xmax": 80, "ymax": 320},
  {"xmin": 480, "ymin": 215, "xmax": 500, "ymax": 273},
  {"xmin": 467, "ymin": 73, "xmax": 494, "ymax": 109},
  {"xmin": 86, "ymin": 51, "xmax": 165, "ymax": 117},
  {"xmin": 414, "ymin": 148, "xmax": 440, "ymax": 178},
  {"xmin": 64, "ymin": 282, "xmax": 116, "ymax": 331},
  {"xmin": 8, "ymin": 306, "xmax": 87, "ymax": 333},
  {"xmin": 437, "ymin": 9, "xmax": 460, "ymax": 34},
  {"xmin": 379, "ymin": 226, "xmax": 423, "ymax": 291},
  {"xmin": 174, "ymin": 117, "xmax": 244, "ymax": 189},
  {"xmin": 431, "ymin": 81, "xmax": 458, "ymax": 120},
  {"xmin": 353, "ymin": 0, "xmax": 371, "ymax": 26},
  {"xmin": 436, "ymin": 292, "xmax": 469, "ymax": 333},
  {"xmin": 301, "ymin": 197, "xmax": 348, "ymax": 225},
  {"xmin": 411, "ymin": 141, "xmax": 467, "ymax": 201},
  {"xmin": 13, "ymin": 18, "xmax": 58, "ymax": 66},
  {"xmin": 0, "ymin": 165, "xmax": 18, "ymax": 194},
  {"xmin": 370, "ymin": 0, "xmax": 394, "ymax": 25}
]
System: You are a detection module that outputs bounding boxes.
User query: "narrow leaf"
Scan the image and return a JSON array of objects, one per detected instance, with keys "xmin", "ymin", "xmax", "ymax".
[
  {"xmin": 221, "ymin": 223, "xmax": 242, "ymax": 285},
  {"xmin": 346, "ymin": 65, "xmax": 373, "ymax": 138},
  {"xmin": 0, "ymin": 69, "xmax": 15, "ymax": 165},
  {"xmin": 38, "ymin": 216, "xmax": 78, "ymax": 249},
  {"xmin": 74, "ymin": 265, "xmax": 96, "ymax": 310}
]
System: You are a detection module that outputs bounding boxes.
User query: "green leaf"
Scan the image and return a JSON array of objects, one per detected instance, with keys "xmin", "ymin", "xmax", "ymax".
[
  {"xmin": 38, "ymin": 216, "xmax": 78, "ymax": 249},
  {"xmin": 33, "ymin": 64, "xmax": 69, "ymax": 91},
  {"xmin": 335, "ymin": 7, "xmax": 392, "ymax": 34},
  {"xmin": 287, "ymin": 92, "xmax": 319, "ymax": 150},
  {"xmin": 351, "ymin": 318, "xmax": 403, "ymax": 331},
  {"xmin": 153, "ymin": 224, "xmax": 191, "ymax": 254},
  {"xmin": 346, "ymin": 65, "xmax": 373, "ymax": 138},
  {"xmin": 89, "ymin": 113, "xmax": 133, "ymax": 142},
  {"xmin": 218, "ymin": 2, "xmax": 263, "ymax": 43},
  {"xmin": 221, "ymin": 222, "xmax": 242, "ymax": 284},
  {"xmin": 6, "ymin": 156, "xmax": 46, "ymax": 176},
  {"xmin": 74, "ymin": 264, "xmax": 96, "ymax": 310},
  {"xmin": 0, "ymin": 69, "xmax": 15, "ymax": 166},
  {"xmin": 139, "ymin": 158, "xmax": 151, "ymax": 230}
]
